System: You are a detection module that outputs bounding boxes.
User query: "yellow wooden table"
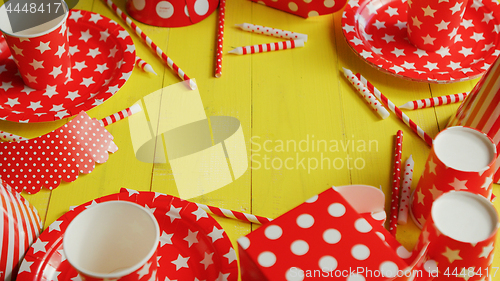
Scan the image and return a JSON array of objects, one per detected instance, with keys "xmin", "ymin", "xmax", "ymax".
[{"xmin": 1, "ymin": 0, "xmax": 499, "ymax": 279}]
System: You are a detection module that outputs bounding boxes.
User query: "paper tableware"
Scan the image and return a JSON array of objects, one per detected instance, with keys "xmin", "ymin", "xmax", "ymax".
[
  {"xmin": 0, "ymin": 9, "xmax": 135, "ymax": 123},
  {"xmin": 410, "ymin": 126, "xmax": 497, "ymax": 229},
  {"xmin": 412, "ymin": 191, "xmax": 498, "ymax": 281},
  {"xmin": 0, "ymin": 111, "xmax": 118, "ymax": 194},
  {"xmin": 342, "ymin": 0, "xmax": 500, "ymax": 83},
  {"xmin": 0, "ymin": 34, "xmax": 9, "ymax": 61},
  {"xmin": 0, "ymin": 179, "xmax": 42, "ymax": 281},
  {"xmin": 250, "ymin": 0, "xmax": 347, "ymax": 18},
  {"xmin": 18, "ymin": 190, "xmax": 238, "ymax": 281},
  {"xmin": 0, "ymin": 0, "xmax": 70, "ymax": 90},
  {"xmin": 63, "ymin": 201, "xmax": 159, "ymax": 281},
  {"xmin": 448, "ymin": 56, "xmax": 500, "ymax": 184}
]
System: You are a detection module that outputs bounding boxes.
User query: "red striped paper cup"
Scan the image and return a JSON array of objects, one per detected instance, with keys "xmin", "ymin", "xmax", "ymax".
[
  {"xmin": 0, "ymin": 0, "xmax": 71, "ymax": 90},
  {"xmin": 0, "ymin": 178, "xmax": 42, "ymax": 281},
  {"xmin": 448, "ymin": 56, "xmax": 500, "ymax": 184},
  {"xmin": 410, "ymin": 126, "xmax": 497, "ymax": 229},
  {"xmin": 412, "ymin": 191, "xmax": 498, "ymax": 281}
]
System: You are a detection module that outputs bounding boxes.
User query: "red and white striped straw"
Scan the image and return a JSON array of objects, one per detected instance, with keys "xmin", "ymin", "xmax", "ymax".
[
  {"xmin": 399, "ymin": 92, "xmax": 468, "ymax": 110},
  {"xmin": 135, "ymin": 56, "xmax": 157, "ymax": 75},
  {"xmin": 343, "ymin": 68, "xmax": 390, "ymax": 119},
  {"xmin": 0, "ymin": 131, "xmax": 28, "ymax": 142},
  {"xmin": 356, "ymin": 72, "xmax": 434, "ymax": 146},
  {"xmin": 215, "ymin": 0, "xmax": 226, "ymax": 78},
  {"xmin": 103, "ymin": 0, "xmax": 196, "ymax": 90},
  {"xmin": 195, "ymin": 202, "xmax": 272, "ymax": 224},
  {"xmin": 389, "ymin": 130, "xmax": 403, "ymax": 236},
  {"xmin": 99, "ymin": 104, "xmax": 142, "ymax": 127},
  {"xmin": 228, "ymin": 39, "xmax": 305, "ymax": 55},
  {"xmin": 236, "ymin": 23, "xmax": 308, "ymax": 42},
  {"xmin": 398, "ymin": 155, "xmax": 414, "ymax": 225}
]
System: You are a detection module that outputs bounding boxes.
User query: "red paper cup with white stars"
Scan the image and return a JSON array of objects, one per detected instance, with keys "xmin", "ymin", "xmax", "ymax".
[
  {"xmin": 407, "ymin": 0, "xmax": 469, "ymax": 51},
  {"xmin": 412, "ymin": 191, "xmax": 498, "ymax": 281},
  {"xmin": 410, "ymin": 126, "xmax": 497, "ymax": 229},
  {"xmin": 0, "ymin": 0, "xmax": 71, "ymax": 90},
  {"xmin": 63, "ymin": 201, "xmax": 160, "ymax": 281}
]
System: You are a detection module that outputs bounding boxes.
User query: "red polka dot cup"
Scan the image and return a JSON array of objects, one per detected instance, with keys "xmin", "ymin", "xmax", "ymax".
[
  {"xmin": 407, "ymin": 0, "xmax": 469, "ymax": 51},
  {"xmin": 0, "ymin": 0, "xmax": 71, "ymax": 90},
  {"xmin": 63, "ymin": 201, "xmax": 160, "ymax": 281},
  {"xmin": 410, "ymin": 126, "xmax": 496, "ymax": 229},
  {"xmin": 412, "ymin": 191, "xmax": 498, "ymax": 281}
]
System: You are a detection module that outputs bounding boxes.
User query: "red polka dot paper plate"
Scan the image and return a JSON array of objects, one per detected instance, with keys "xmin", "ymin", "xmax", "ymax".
[
  {"xmin": 17, "ymin": 189, "xmax": 238, "ymax": 281},
  {"xmin": 342, "ymin": 0, "xmax": 500, "ymax": 83},
  {"xmin": 0, "ymin": 10, "xmax": 135, "ymax": 123}
]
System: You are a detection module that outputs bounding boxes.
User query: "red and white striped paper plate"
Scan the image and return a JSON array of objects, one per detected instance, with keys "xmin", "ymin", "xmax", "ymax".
[
  {"xmin": 0, "ymin": 179, "xmax": 42, "ymax": 281},
  {"xmin": 0, "ymin": 10, "xmax": 135, "ymax": 123},
  {"xmin": 17, "ymin": 189, "xmax": 238, "ymax": 281},
  {"xmin": 342, "ymin": 0, "xmax": 500, "ymax": 83}
]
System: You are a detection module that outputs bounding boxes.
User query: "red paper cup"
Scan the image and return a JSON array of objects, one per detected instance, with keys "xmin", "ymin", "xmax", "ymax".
[
  {"xmin": 407, "ymin": 0, "xmax": 468, "ymax": 51},
  {"xmin": 410, "ymin": 126, "xmax": 497, "ymax": 229},
  {"xmin": 448, "ymin": 56, "xmax": 500, "ymax": 184},
  {"xmin": 0, "ymin": 178, "xmax": 42, "ymax": 281},
  {"xmin": 0, "ymin": 34, "xmax": 10, "ymax": 62},
  {"xmin": 412, "ymin": 191, "xmax": 498, "ymax": 281},
  {"xmin": 0, "ymin": 0, "xmax": 70, "ymax": 90},
  {"xmin": 63, "ymin": 201, "xmax": 160, "ymax": 281}
]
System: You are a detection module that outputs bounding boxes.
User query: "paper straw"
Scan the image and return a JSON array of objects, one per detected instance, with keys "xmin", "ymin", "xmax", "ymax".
[
  {"xmin": 398, "ymin": 155, "xmax": 414, "ymax": 225},
  {"xmin": 389, "ymin": 130, "xmax": 403, "ymax": 236},
  {"xmin": 99, "ymin": 104, "xmax": 142, "ymax": 127},
  {"xmin": 343, "ymin": 68, "xmax": 390, "ymax": 119},
  {"xmin": 356, "ymin": 72, "xmax": 434, "ymax": 146},
  {"xmin": 102, "ymin": 0, "xmax": 196, "ymax": 90},
  {"xmin": 228, "ymin": 40, "xmax": 304, "ymax": 55},
  {"xmin": 135, "ymin": 56, "xmax": 157, "ymax": 75},
  {"xmin": 236, "ymin": 23, "xmax": 308, "ymax": 42},
  {"xmin": 215, "ymin": 0, "xmax": 226, "ymax": 78},
  {"xmin": 195, "ymin": 202, "xmax": 272, "ymax": 224},
  {"xmin": 0, "ymin": 131, "xmax": 28, "ymax": 142},
  {"xmin": 400, "ymin": 92, "xmax": 468, "ymax": 110}
]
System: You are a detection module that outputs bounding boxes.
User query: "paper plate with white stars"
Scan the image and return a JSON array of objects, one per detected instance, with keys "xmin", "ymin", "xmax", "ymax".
[
  {"xmin": 342, "ymin": 0, "xmax": 500, "ymax": 83},
  {"xmin": 0, "ymin": 10, "xmax": 135, "ymax": 123},
  {"xmin": 18, "ymin": 188, "xmax": 238, "ymax": 281}
]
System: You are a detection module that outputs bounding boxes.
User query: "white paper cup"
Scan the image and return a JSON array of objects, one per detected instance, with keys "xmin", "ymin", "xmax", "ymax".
[{"xmin": 63, "ymin": 201, "xmax": 160, "ymax": 281}]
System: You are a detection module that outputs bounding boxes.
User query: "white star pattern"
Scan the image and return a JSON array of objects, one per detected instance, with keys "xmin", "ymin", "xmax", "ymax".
[
  {"xmin": 117, "ymin": 30, "xmax": 129, "ymax": 39},
  {"xmin": 21, "ymin": 85, "xmax": 35, "ymax": 94},
  {"xmin": 435, "ymin": 46, "xmax": 451, "ymax": 58},
  {"xmin": 471, "ymin": 32, "xmax": 485, "ymax": 42},
  {"xmin": 385, "ymin": 6, "xmax": 398, "ymax": 17},
  {"xmin": 29, "ymin": 59, "xmax": 44, "ymax": 70},
  {"xmin": 459, "ymin": 47, "xmax": 474, "ymax": 57},
  {"xmin": 166, "ymin": 205, "xmax": 182, "ymax": 222},
  {"xmin": 481, "ymin": 176, "xmax": 493, "ymax": 189},
  {"xmin": 80, "ymin": 77, "xmax": 95, "ymax": 88},
  {"xmin": 55, "ymin": 44, "xmax": 66, "ymax": 58},
  {"xmin": 360, "ymin": 50, "xmax": 373, "ymax": 59},
  {"xmin": 422, "ymin": 5, "xmax": 437, "ymax": 17},
  {"xmin": 49, "ymin": 66, "xmax": 63, "ymax": 78},
  {"xmin": 373, "ymin": 20, "xmax": 386, "ymax": 29},
  {"xmin": 66, "ymin": 90, "xmax": 80, "ymax": 101},
  {"xmin": 184, "ymin": 229, "xmax": 199, "ymax": 248},
  {"xmin": 25, "ymin": 73, "xmax": 37, "ymax": 83},
  {"xmin": 450, "ymin": 2, "xmax": 463, "ymax": 14},
  {"xmin": 160, "ymin": 231, "xmax": 174, "ymax": 247},
  {"xmin": 381, "ymin": 34, "xmax": 395, "ymax": 43},
  {"xmin": 461, "ymin": 19, "xmax": 474, "ymax": 29},
  {"xmin": 69, "ymin": 45, "xmax": 80, "ymax": 55},
  {"xmin": 200, "ymin": 252, "xmax": 214, "ymax": 269},
  {"xmin": 447, "ymin": 61, "xmax": 461, "ymax": 70},
  {"xmin": 422, "ymin": 34, "xmax": 436, "ymax": 45},
  {"xmin": 390, "ymin": 65, "xmax": 404, "ymax": 73},
  {"xmin": 79, "ymin": 30, "xmax": 92, "ymax": 42},
  {"xmin": 11, "ymin": 45, "xmax": 23, "ymax": 56},
  {"xmin": 44, "ymin": 86, "xmax": 59, "ymax": 98},
  {"xmin": 208, "ymin": 226, "xmax": 224, "ymax": 242},
  {"xmin": 171, "ymin": 254, "xmax": 190, "ymax": 271},
  {"xmin": 71, "ymin": 275, "xmax": 82, "ymax": 281},
  {"xmin": 401, "ymin": 61, "xmax": 416, "ymax": 69},
  {"xmin": 217, "ymin": 272, "xmax": 230, "ymax": 281},
  {"xmin": 100, "ymin": 29, "xmax": 110, "ymax": 42},
  {"xmin": 87, "ymin": 47, "xmax": 102, "ymax": 58},
  {"xmin": 95, "ymin": 63, "xmax": 109, "ymax": 74},
  {"xmin": 391, "ymin": 47, "xmax": 405, "ymax": 57},
  {"xmin": 31, "ymin": 239, "xmax": 48, "ymax": 253},
  {"xmin": 125, "ymin": 44, "xmax": 135, "ymax": 53},
  {"xmin": 449, "ymin": 178, "xmax": 468, "ymax": 191},
  {"xmin": 109, "ymin": 45, "xmax": 119, "ymax": 57},
  {"xmin": 55, "ymin": 110, "xmax": 70, "ymax": 119},
  {"xmin": 50, "ymin": 104, "xmax": 65, "ymax": 112},
  {"xmin": 18, "ymin": 260, "xmax": 34, "ymax": 273},
  {"xmin": 423, "ymin": 61, "xmax": 438, "ymax": 71},
  {"xmin": 414, "ymin": 49, "xmax": 428, "ymax": 58},
  {"xmin": 73, "ymin": 61, "xmax": 87, "ymax": 71},
  {"xmin": 192, "ymin": 207, "xmax": 209, "ymax": 221},
  {"xmin": 69, "ymin": 10, "xmax": 83, "ymax": 21},
  {"xmin": 5, "ymin": 98, "xmax": 21, "ymax": 107},
  {"xmin": 224, "ymin": 248, "xmax": 237, "ymax": 264},
  {"xmin": 412, "ymin": 16, "xmax": 423, "ymax": 28},
  {"xmin": 137, "ymin": 262, "xmax": 151, "ymax": 279},
  {"xmin": 483, "ymin": 11, "xmax": 494, "ymax": 24},
  {"xmin": 89, "ymin": 13, "xmax": 103, "ymax": 23},
  {"xmin": 0, "ymin": 81, "xmax": 14, "ymax": 92},
  {"xmin": 435, "ymin": 20, "xmax": 450, "ymax": 31},
  {"xmin": 35, "ymin": 41, "xmax": 51, "ymax": 54},
  {"xmin": 479, "ymin": 242, "xmax": 494, "ymax": 259},
  {"xmin": 27, "ymin": 101, "xmax": 43, "ymax": 111}
]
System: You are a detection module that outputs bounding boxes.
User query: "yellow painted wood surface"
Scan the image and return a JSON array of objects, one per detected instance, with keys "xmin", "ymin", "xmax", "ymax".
[{"xmin": 1, "ymin": 0, "xmax": 500, "ymax": 279}]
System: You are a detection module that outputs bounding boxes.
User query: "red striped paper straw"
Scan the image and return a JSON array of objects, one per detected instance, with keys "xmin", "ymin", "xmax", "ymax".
[
  {"xmin": 398, "ymin": 155, "xmax": 414, "ymax": 225},
  {"xmin": 389, "ymin": 130, "xmax": 403, "ymax": 236},
  {"xmin": 356, "ymin": 72, "xmax": 434, "ymax": 146},
  {"xmin": 343, "ymin": 68, "xmax": 390, "ymax": 119},
  {"xmin": 0, "ymin": 131, "xmax": 28, "ymax": 142},
  {"xmin": 135, "ymin": 56, "xmax": 157, "ymax": 75},
  {"xmin": 195, "ymin": 202, "xmax": 272, "ymax": 224},
  {"xmin": 399, "ymin": 92, "xmax": 469, "ymax": 110},
  {"xmin": 236, "ymin": 23, "xmax": 308, "ymax": 42},
  {"xmin": 103, "ymin": 0, "xmax": 196, "ymax": 90},
  {"xmin": 215, "ymin": 0, "xmax": 226, "ymax": 78},
  {"xmin": 99, "ymin": 104, "xmax": 142, "ymax": 127},
  {"xmin": 228, "ymin": 39, "xmax": 304, "ymax": 55}
]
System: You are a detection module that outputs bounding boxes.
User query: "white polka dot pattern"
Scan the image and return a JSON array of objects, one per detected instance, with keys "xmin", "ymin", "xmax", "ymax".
[
  {"xmin": 0, "ymin": 112, "xmax": 116, "ymax": 194},
  {"xmin": 238, "ymin": 187, "xmax": 411, "ymax": 281},
  {"xmin": 249, "ymin": 0, "xmax": 347, "ymax": 18}
]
